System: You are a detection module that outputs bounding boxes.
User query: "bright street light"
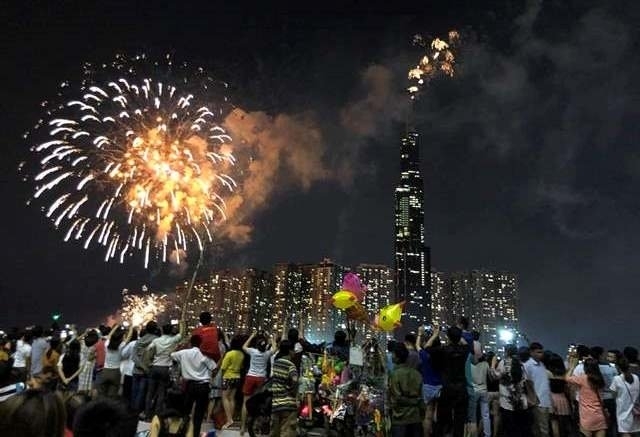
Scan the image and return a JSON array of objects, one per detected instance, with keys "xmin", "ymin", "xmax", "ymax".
[{"xmin": 499, "ymin": 328, "xmax": 514, "ymax": 343}]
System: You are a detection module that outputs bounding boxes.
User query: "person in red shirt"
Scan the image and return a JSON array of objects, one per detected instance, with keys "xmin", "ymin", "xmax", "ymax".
[{"xmin": 191, "ymin": 312, "xmax": 227, "ymax": 363}]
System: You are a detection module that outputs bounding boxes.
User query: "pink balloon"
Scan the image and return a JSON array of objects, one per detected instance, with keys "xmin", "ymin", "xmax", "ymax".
[{"xmin": 342, "ymin": 273, "xmax": 365, "ymax": 301}]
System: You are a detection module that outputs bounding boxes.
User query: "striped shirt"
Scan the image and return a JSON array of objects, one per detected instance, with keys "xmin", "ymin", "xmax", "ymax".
[{"xmin": 271, "ymin": 357, "xmax": 298, "ymax": 412}]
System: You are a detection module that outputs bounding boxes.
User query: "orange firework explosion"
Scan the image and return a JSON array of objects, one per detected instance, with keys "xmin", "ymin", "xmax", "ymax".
[
  {"xmin": 408, "ymin": 30, "xmax": 460, "ymax": 98},
  {"xmin": 27, "ymin": 54, "xmax": 236, "ymax": 267}
]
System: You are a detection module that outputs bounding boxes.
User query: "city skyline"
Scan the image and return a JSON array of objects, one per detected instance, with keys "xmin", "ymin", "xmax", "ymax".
[
  {"xmin": 171, "ymin": 260, "xmax": 518, "ymax": 347},
  {"xmin": 1, "ymin": 3, "xmax": 639, "ymax": 354}
]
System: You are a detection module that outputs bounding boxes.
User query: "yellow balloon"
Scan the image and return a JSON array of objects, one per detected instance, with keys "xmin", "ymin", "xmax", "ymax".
[
  {"xmin": 332, "ymin": 290, "xmax": 357, "ymax": 310},
  {"xmin": 376, "ymin": 301, "xmax": 405, "ymax": 331}
]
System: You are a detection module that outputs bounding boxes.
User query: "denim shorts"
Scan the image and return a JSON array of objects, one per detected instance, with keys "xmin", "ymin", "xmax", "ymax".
[{"xmin": 422, "ymin": 384, "xmax": 442, "ymax": 404}]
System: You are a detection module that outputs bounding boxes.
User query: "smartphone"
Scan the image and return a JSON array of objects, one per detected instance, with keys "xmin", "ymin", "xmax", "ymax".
[
  {"xmin": 60, "ymin": 330, "xmax": 68, "ymax": 340},
  {"xmin": 171, "ymin": 319, "xmax": 179, "ymax": 326},
  {"xmin": 122, "ymin": 321, "xmax": 130, "ymax": 328}
]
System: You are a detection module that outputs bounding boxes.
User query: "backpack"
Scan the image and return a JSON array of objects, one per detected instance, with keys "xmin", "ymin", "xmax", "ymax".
[
  {"xmin": 133, "ymin": 335, "xmax": 156, "ymax": 374},
  {"xmin": 196, "ymin": 326, "xmax": 220, "ymax": 362}
]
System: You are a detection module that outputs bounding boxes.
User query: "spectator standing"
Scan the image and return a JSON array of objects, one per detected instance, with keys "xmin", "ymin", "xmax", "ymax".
[
  {"xmin": 171, "ymin": 334, "xmax": 217, "ymax": 437},
  {"xmin": 240, "ymin": 330, "xmax": 275, "ymax": 435},
  {"xmin": 12, "ymin": 332, "xmax": 32, "ymax": 382},
  {"xmin": 270, "ymin": 340, "xmax": 299, "ymax": 437},
  {"xmin": 404, "ymin": 333, "xmax": 422, "ymax": 371},
  {"xmin": 29, "ymin": 326, "xmax": 48, "ymax": 377},
  {"xmin": 145, "ymin": 321, "xmax": 184, "ymax": 418},
  {"xmin": 220, "ymin": 335, "xmax": 245, "ymax": 429},
  {"xmin": 417, "ymin": 326, "xmax": 442, "ymax": 436},
  {"xmin": 491, "ymin": 345, "xmax": 529, "ymax": 437},
  {"xmin": 591, "ymin": 347, "xmax": 619, "ymax": 437},
  {"xmin": 119, "ymin": 328, "xmax": 138, "ymax": 405},
  {"xmin": 131, "ymin": 321, "xmax": 159, "ymax": 415},
  {"xmin": 525, "ymin": 342, "xmax": 552, "ymax": 437},
  {"xmin": 57, "ymin": 339, "xmax": 81, "ymax": 392},
  {"xmin": 467, "ymin": 354, "xmax": 491, "ymax": 437},
  {"xmin": 609, "ymin": 357, "xmax": 640, "ymax": 436},
  {"xmin": 429, "ymin": 326, "xmax": 470, "ymax": 437},
  {"xmin": 388, "ymin": 343, "xmax": 424, "ymax": 437},
  {"xmin": 567, "ymin": 357, "xmax": 608, "ymax": 437},
  {"xmin": 77, "ymin": 329, "xmax": 99, "ymax": 394},
  {"xmin": 546, "ymin": 354, "xmax": 572, "ymax": 437},
  {"xmin": 97, "ymin": 324, "xmax": 133, "ymax": 398}
]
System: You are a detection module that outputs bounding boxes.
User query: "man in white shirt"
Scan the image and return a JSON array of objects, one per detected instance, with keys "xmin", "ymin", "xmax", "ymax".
[
  {"xmin": 525, "ymin": 342, "xmax": 552, "ymax": 437},
  {"xmin": 145, "ymin": 321, "xmax": 184, "ymax": 418},
  {"xmin": 12, "ymin": 333, "xmax": 32, "ymax": 382},
  {"xmin": 171, "ymin": 334, "xmax": 217, "ymax": 437}
]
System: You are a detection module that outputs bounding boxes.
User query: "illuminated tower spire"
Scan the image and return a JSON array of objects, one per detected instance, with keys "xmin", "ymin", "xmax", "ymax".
[{"xmin": 394, "ymin": 103, "xmax": 431, "ymax": 332}]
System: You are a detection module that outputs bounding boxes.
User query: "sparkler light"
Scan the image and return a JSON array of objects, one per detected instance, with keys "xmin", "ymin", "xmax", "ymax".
[
  {"xmin": 26, "ymin": 54, "xmax": 236, "ymax": 267},
  {"xmin": 408, "ymin": 30, "xmax": 460, "ymax": 99},
  {"xmin": 119, "ymin": 287, "xmax": 167, "ymax": 327}
]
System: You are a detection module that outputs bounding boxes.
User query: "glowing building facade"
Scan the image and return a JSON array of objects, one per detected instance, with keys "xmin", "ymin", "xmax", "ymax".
[
  {"xmin": 305, "ymin": 259, "xmax": 347, "ymax": 343},
  {"xmin": 450, "ymin": 270, "xmax": 519, "ymax": 351},
  {"xmin": 394, "ymin": 131, "xmax": 430, "ymax": 331},
  {"xmin": 430, "ymin": 270, "xmax": 452, "ymax": 329}
]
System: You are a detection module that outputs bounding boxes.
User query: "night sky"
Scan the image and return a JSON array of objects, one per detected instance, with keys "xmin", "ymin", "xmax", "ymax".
[{"xmin": 1, "ymin": 1, "xmax": 639, "ymax": 354}]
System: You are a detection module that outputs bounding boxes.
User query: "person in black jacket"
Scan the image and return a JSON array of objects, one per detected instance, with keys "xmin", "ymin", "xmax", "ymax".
[{"xmin": 428, "ymin": 326, "xmax": 469, "ymax": 437}]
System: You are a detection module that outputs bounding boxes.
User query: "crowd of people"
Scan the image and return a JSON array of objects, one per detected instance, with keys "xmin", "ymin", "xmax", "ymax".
[{"xmin": 0, "ymin": 313, "xmax": 638, "ymax": 437}]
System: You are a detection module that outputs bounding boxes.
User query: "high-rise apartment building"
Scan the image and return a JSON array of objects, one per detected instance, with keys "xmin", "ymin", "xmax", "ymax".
[
  {"xmin": 273, "ymin": 263, "xmax": 311, "ymax": 330},
  {"xmin": 305, "ymin": 259, "xmax": 347, "ymax": 342},
  {"xmin": 450, "ymin": 270, "xmax": 519, "ymax": 351},
  {"xmin": 394, "ymin": 130, "xmax": 430, "ymax": 331},
  {"xmin": 430, "ymin": 270, "xmax": 452, "ymax": 328},
  {"xmin": 356, "ymin": 263, "xmax": 393, "ymax": 337},
  {"xmin": 357, "ymin": 264, "xmax": 393, "ymax": 315}
]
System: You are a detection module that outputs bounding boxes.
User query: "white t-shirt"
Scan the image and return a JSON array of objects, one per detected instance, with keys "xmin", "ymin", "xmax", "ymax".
[
  {"xmin": 13, "ymin": 340, "xmax": 31, "ymax": 368},
  {"xmin": 120, "ymin": 340, "xmax": 136, "ymax": 376},
  {"xmin": 148, "ymin": 334, "xmax": 182, "ymax": 367},
  {"xmin": 610, "ymin": 374, "xmax": 640, "ymax": 433},
  {"xmin": 104, "ymin": 340, "xmax": 126, "ymax": 369},
  {"xmin": 246, "ymin": 348, "xmax": 274, "ymax": 378},
  {"xmin": 171, "ymin": 347, "xmax": 216, "ymax": 382}
]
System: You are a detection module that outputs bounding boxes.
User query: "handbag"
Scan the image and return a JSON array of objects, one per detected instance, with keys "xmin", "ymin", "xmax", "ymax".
[{"xmin": 622, "ymin": 377, "xmax": 640, "ymax": 417}]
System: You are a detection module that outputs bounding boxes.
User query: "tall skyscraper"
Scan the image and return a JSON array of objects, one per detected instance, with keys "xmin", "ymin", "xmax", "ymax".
[
  {"xmin": 450, "ymin": 270, "xmax": 519, "ymax": 351},
  {"xmin": 394, "ymin": 130, "xmax": 431, "ymax": 331}
]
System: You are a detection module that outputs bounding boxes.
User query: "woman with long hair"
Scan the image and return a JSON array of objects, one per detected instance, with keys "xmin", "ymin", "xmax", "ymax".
[
  {"xmin": 546, "ymin": 353, "xmax": 572, "ymax": 437},
  {"xmin": 567, "ymin": 357, "xmax": 608, "ymax": 437},
  {"xmin": 96, "ymin": 324, "xmax": 133, "ymax": 398},
  {"xmin": 609, "ymin": 357, "xmax": 640, "ymax": 436},
  {"xmin": 57, "ymin": 339, "xmax": 81, "ymax": 392},
  {"xmin": 220, "ymin": 334, "xmax": 245, "ymax": 429}
]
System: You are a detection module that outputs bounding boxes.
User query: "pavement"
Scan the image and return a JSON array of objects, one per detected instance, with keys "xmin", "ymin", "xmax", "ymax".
[{"xmin": 138, "ymin": 420, "xmax": 244, "ymax": 436}]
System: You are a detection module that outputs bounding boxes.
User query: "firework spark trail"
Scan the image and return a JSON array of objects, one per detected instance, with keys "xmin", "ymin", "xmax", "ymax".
[
  {"xmin": 27, "ymin": 55, "xmax": 236, "ymax": 267},
  {"xmin": 407, "ymin": 30, "xmax": 460, "ymax": 99}
]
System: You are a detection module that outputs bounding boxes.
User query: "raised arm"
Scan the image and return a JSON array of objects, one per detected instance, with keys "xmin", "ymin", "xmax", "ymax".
[
  {"xmin": 243, "ymin": 330, "xmax": 257, "ymax": 353},
  {"xmin": 123, "ymin": 324, "xmax": 134, "ymax": 344},
  {"xmin": 106, "ymin": 324, "xmax": 120, "ymax": 341},
  {"xmin": 425, "ymin": 326, "xmax": 440, "ymax": 348}
]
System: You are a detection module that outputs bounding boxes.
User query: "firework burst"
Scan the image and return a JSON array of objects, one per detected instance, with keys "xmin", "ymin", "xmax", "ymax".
[
  {"xmin": 26, "ymin": 54, "xmax": 236, "ymax": 267},
  {"xmin": 408, "ymin": 30, "xmax": 460, "ymax": 98},
  {"xmin": 119, "ymin": 286, "xmax": 167, "ymax": 327}
]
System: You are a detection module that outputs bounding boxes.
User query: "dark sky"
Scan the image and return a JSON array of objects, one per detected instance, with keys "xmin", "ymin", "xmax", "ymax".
[{"xmin": 1, "ymin": 1, "xmax": 639, "ymax": 353}]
